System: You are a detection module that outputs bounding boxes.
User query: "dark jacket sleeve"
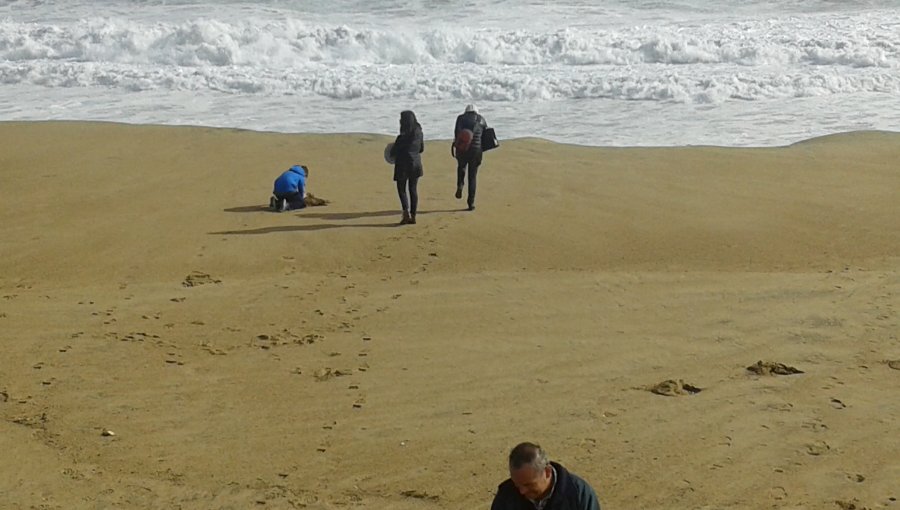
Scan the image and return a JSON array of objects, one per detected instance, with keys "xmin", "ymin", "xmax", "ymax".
[
  {"xmin": 573, "ymin": 475, "xmax": 601, "ymax": 510},
  {"xmin": 490, "ymin": 481, "xmax": 516, "ymax": 510}
]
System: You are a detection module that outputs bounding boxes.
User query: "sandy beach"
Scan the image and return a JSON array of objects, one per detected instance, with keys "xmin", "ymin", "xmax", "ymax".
[{"xmin": 1, "ymin": 121, "xmax": 898, "ymax": 509}]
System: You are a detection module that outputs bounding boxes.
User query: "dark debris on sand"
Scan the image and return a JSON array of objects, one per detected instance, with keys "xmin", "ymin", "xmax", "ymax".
[
  {"xmin": 746, "ymin": 360, "xmax": 804, "ymax": 376},
  {"xmin": 304, "ymin": 193, "xmax": 329, "ymax": 207}
]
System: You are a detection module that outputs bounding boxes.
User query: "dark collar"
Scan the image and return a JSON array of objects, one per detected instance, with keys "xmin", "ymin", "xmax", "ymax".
[{"xmin": 545, "ymin": 462, "xmax": 571, "ymax": 504}]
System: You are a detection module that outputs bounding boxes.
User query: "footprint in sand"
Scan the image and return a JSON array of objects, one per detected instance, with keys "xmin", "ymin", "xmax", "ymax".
[
  {"xmin": 400, "ymin": 490, "xmax": 439, "ymax": 502},
  {"xmin": 255, "ymin": 331, "xmax": 323, "ymax": 348},
  {"xmin": 801, "ymin": 420, "xmax": 829, "ymax": 432},
  {"xmin": 12, "ymin": 412, "xmax": 48, "ymax": 429},
  {"xmin": 313, "ymin": 368, "xmax": 352, "ymax": 381},
  {"xmin": 182, "ymin": 271, "xmax": 221, "ymax": 288},
  {"xmin": 164, "ymin": 356, "xmax": 184, "ymax": 366},
  {"xmin": 886, "ymin": 359, "xmax": 900, "ymax": 370},
  {"xmin": 201, "ymin": 343, "xmax": 228, "ymax": 356},
  {"xmin": 835, "ymin": 499, "xmax": 871, "ymax": 510},
  {"xmin": 648, "ymin": 379, "xmax": 702, "ymax": 396},
  {"xmin": 767, "ymin": 486, "xmax": 788, "ymax": 502},
  {"xmin": 119, "ymin": 332, "xmax": 155, "ymax": 342},
  {"xmin": 805, "ymin": 440, "xmax": 830, "ymax": 456},
  {"xmin": 746, "ymin": 360, "xmax": 804, "ymax": 376}
]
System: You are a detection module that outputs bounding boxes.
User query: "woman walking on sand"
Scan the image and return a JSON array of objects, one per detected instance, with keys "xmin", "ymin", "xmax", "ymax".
[{"xmin": 389, "ymin": 110, "xmax": 424, "ymax": 225}]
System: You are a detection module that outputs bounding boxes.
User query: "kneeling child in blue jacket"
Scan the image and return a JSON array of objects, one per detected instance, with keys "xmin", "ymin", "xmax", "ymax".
[{"xmin": 270, "ymin": 165, "xmax": 308, "ymax": 212}]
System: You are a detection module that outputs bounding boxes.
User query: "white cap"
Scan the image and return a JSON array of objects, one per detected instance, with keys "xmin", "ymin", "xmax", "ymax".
[{"xmin": 465, "ymin": 104, "xmax": 477, "ymax": 113}]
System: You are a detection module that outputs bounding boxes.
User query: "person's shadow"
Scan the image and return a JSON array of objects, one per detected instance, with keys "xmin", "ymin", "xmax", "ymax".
[
  {"xmin": 300, "ymin": 210, "xmax": 399, "ymax": 220},
  {"xmin": 223, "ymin": 207, "xmax": 398, "ymax": 220},
  {"xmin": 216, "ymin": 206, "xmax": 465, "ymax": 234},
  {"xmin": 223, "ymin": 205, "xmax": 272, "ymax": 213}
]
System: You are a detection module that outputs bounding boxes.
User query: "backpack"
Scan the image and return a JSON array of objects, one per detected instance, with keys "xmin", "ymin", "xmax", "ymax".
[{"xmin": 454, "ymin": 128, "xmax": 474, "ymax": 154}]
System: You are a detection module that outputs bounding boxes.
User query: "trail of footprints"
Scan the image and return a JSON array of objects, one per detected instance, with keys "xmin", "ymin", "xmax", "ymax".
[
  {"xmin": 11, "ymin": 269, "xmax": 381, "ymax": 448},
  {"xmin": 3, "ymin": 267, "xmax": 899, "ymax": 508},
  {"xmin": 642, "ymin": 356, "xmax": 900, "ymax": 508},
  {"xmin": 245, "ymin": 266, "xmax": 379, "ymax": 422}
]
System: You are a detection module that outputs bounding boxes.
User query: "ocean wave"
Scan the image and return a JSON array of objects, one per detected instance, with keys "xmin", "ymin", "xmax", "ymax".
[
  {"xmin": 1, "ymin": 15, "xmax": 898, "ymax": 68},
  {"xmin": 2, "ymin": 12, "xmax": 899, "ymax": 105},
  {"xmin": 2, "ymin": 60, "xmax": 898, "ymax": 103}
]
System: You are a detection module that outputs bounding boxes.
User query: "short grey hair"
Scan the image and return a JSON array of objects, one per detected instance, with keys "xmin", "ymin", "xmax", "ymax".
[{"xmin": 508, "ymin": 442, "xmax": 549, "ymax": 471}]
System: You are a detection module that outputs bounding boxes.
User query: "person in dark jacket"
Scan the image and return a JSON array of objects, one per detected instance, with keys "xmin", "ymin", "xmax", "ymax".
[
  {"xmin": 389, "ymin": 110, "xmax": 424, "ymax": 224},
  {"xmin": 270, "ymin": 165, "xmax": 308, "ymax": 212},
  {"xmin": 491, "ymin": 442, "xmax": 601, "ymax": 510},
  {"xmin": 451, "ymin": 103, "xmax": 488, "ymax": 211}
]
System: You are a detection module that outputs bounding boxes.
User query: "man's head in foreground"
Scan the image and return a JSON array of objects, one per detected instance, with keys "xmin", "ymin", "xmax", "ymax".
[{"xmin": 508, "ymin": 442, "xmax": 553, "ymax": 501}]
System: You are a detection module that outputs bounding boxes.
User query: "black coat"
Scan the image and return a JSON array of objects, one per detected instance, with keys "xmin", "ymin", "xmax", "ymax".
[
  {"xmin": 391, "ymin": 111, "xmax": 424, "ymax": 181},
  {"xmin": 455, "ymin": 111, "xmax": 488, "ymax": 153},
  {"xmin": 490, "ymin": 462, "xmax": 601, "ymax": 510}
]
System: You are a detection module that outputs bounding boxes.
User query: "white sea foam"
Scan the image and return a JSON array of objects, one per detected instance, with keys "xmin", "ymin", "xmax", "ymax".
[
  {"xmin": 3, "ymin": 15, "xmax": 897, "ymax": 67},
  {"xmin": 1, "ymin": 0, "xmax": 899, "ymax": 146}
]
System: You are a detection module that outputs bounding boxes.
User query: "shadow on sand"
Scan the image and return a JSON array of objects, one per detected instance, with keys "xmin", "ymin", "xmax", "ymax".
[
  {"xmin": 210, "ymin": 223, "xmax": 398, "ymax": 234},
  {"xmin": 213, "ymin": 207, "xmax": 467, "ymax": 235},
  {"xmin": 224, "ymin": 207, "xmax": 464, "ymax": 219},
  {"xmin": 224, "ymin": 205, "xmax": 271, "ymax": 213}
]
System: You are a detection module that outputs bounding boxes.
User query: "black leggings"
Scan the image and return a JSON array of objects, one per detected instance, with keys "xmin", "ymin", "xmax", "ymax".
[
  {"xmin": 274, "ymin": 191, "xmax": 306, "ymax": 210},
  {"xmin": 397, "ymin": 177, "xmax": 419, "ymax": 214},
  {"xmin": 456, "ymin": 151, "xmax": 482, "ymax": 206}
]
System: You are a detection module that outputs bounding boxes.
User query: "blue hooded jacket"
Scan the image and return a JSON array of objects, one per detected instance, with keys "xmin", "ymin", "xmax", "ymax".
[{"xmin": 273, "ymin": 165, "xmax": 307, "ymax": 195}]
